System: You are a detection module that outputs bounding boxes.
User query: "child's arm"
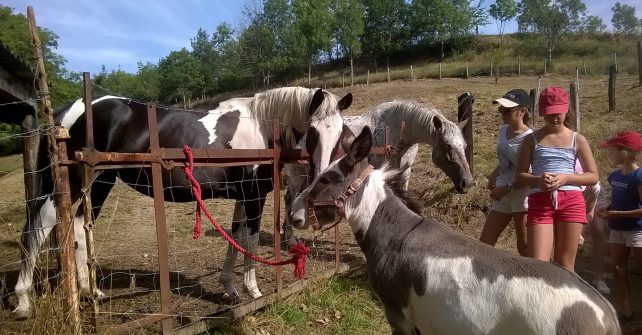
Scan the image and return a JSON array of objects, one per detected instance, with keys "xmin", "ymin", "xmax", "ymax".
[
  {"xmin": 600, "ymin": 184, "xmax": 642, "ymax": 219},
  {"xmin": 515, "ymin": 134, "xmax": 540, "ymax": 187},
  {"xmin": 487, "ymin": 166, "xmax": 499, "ymax": 190}
]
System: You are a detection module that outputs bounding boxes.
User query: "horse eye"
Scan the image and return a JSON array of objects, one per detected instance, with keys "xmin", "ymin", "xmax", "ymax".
[{"xmin": 318, "ymin": 176, "xmax": 330, "ymax": 185}]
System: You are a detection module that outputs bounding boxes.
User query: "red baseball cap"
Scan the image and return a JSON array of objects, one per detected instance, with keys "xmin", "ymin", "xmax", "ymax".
[
  {"xmin": 538, "ymin": 86, "xmax": 569, "ymax": 116},
  {"xmin": 599, "ymin": 131, "xmax": 642, "ymax": 152}
]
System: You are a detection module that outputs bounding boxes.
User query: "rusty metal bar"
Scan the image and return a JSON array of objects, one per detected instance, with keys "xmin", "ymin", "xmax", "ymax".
[
  {"xmin": 272, "ymin": 120, "xmax": 283, "ymax": 293},
  {"xmin": 54, "ymin": 128, "xmax": 82, "ymax": 334},
  {"xmin": 147, "ymin": 103, "xmax": 173, "ymax": 334},
  {"xmin": 81, "ymin": 73, "xmax": 100, "ymax": 325},
  {"xmin": 83, "ymin": 72, "xmax": 94, "ymax": 149}
]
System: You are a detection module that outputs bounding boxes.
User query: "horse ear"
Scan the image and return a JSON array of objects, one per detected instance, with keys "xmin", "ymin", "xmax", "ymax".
[
  {"xmin": 433, "ymin": 116, "xmax": 443, "ymax": 132},
  {"xmin": 340, "ymin": 124, "xmax": 356, "ymax": 153},
  {"xmin": 309, "ymin": 89, "xmax": 325, "ymax": 116},
  {"xmin": 457, "ymin": 118, "xmax": 469, "ymax": 129},
  {"xmin": 347, "ymin": 126, "xmax": 372, "ymax": 165},
  {"xmin": 337, "ymin": 93, "xmax": 353, "ymax": 111}
]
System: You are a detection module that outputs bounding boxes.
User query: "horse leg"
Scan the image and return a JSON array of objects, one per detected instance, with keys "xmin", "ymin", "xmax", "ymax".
[
  {"xmin": 74, "ymin": 172, "xmax": 114, "ymax": 300},
  {"xmin": 219, "ymin": 201, "xmax": 245, "ymax": 299},
  {"xmin": 399, "ymin": 144, "xmax": 418, "ymax": 191},
  {"xmin": 14, "ymin": 197, "xmax": 57, "ymax": 319},
  {"xmin": 242, "ymin": 197, "xmax": 266, "ymax": 298}
]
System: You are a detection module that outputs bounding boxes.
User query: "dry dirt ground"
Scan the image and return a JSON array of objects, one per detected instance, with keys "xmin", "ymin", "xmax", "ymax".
[{"xmin": 0, "ymin": 74, "xmax": 641, "ymax": 334}]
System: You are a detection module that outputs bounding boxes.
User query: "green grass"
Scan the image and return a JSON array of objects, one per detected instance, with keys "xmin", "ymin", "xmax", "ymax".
[
  {"xmin": 208, "ymin": 268, "xmax": 388, "ymax": 335},
  {"xmin": 0, "ymin": 154, "xmax": 22, "ymax": 178}
]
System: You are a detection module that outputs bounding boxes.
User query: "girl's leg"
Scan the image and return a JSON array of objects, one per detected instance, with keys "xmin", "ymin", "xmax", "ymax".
[
  {"xmin": 591, "ymin": 215, "xmax": 608, "ymax": 281},
  {"xmin": 479, "ymin": 210, "xmax": 513, "ymax": 247},
  {"xmin": 611, "ymin": 242, "xmax": 631, "ymax": 316},
  {"xmin": 528, "ymin": 224, "xmax": 554, "ymax": 262},
  {"xmin": 512, "ymin": 212, "xmax": 528, "ymax": 256},
  {"xmin": 553, "ymin": 221, "xmax": 585, "ymax": 272}
]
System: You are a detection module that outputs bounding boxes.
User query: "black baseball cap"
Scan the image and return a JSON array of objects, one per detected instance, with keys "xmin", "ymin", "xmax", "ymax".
[{"xmin": 492, "ymin": 89, "xmax": 531, "ymax": 109}]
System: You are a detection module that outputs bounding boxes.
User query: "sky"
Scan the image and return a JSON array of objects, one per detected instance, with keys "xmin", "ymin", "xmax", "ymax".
[{"xmin": 4, "ymin": 0, "xmax": 641, "ymax": 75}]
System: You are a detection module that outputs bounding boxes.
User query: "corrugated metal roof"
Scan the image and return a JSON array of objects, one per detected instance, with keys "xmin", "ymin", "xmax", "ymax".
[{"xmin": 0, "ymin": 41, "xmax": 35, "ymax": 83}]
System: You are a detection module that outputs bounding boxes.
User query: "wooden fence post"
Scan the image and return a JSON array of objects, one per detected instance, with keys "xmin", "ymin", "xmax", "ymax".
[
  {"xmin": 367, "ymin": 70, "xmax": 370, "ymax": 85},
  {"xmin": 439, "ymin": 63, "xmax": 442, "ymax": 79},
  {"xmin": 570, "ymin": 81, "xmax": 580, "ymax": 133},
  {"xmin": 518, "ymin": 56, "xmax": 521, "ymax": 75},
  {"xmin": 638, "ymin": 41, "xmax": 642, "ymax": 86},
  {"xmin": 350, "ymin": 58, "xmax": 354, "ymax": 87},
  {"xmin": 608, "ymin": 64, "xmax": 617, "ymax": 112},
  {"xmin": 583, "ymin": 59, "xmax": 587, "ymax": 75},
  {"xmin": 466, "ymin": 62, "xmax": 469, "ymax": 79},
  {"xmin": 490, "ymin": 59, "xmax": 493, "ymax": 77},
  {"xmin": 544, "ymin": 58, "xmax": 547, "ymax": 76},
  {"xmin": 457, "ymin": 93, "xmax": 474, "ymax": 175},
  {"xmin": 411, "ymin": 65, "xmax": 414, "ymax": 81},
  {"xmin": 614, "ymin": 51, "xmax": 618, "ymax": 73},
  {"xmin": 387, "ymin": 67, "xmax": 391, "ymax": 83},
  {"xmin": 28, "ymin": 6, "xmax": 80, "ymax": 334},
  {"xmin": 342, "ymin": 73, "xmax": 345, "ymax": 88}
]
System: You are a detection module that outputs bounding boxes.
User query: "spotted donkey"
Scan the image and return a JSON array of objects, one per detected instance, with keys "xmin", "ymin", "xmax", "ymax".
[{"xmin": 288, "ymin": 127, "xmax": 621, "ymax": 335}]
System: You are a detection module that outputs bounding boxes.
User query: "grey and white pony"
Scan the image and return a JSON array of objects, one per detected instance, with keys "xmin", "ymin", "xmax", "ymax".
[
  {"xmin": 13, "ymin": 87, "xmax": 352, "ymax": 319},
  {"xmin": 289, "ymin": 127, "xmax": 621, "ymax": 335},
  {"xmin": 283, "ymin": 101, "xmax": 474, "ymax": 246}
]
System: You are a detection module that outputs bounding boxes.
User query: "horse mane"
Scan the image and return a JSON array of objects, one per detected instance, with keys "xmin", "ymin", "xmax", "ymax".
[
  {"xmin": 378, "ymin": 101, "xmax": 461, "ymax": 144},
  {"xmin": 379, "ymin": 163, "xmax": 423, "ymax": 215},
  {"xmin": 249, "ymin": 87, "xmax": 341, "ymax": 149}
]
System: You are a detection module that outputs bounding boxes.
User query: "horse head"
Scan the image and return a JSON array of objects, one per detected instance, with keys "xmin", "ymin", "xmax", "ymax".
[{"xmin": 429, "ymin": 115, "xmax": 473, "ymax": 193}]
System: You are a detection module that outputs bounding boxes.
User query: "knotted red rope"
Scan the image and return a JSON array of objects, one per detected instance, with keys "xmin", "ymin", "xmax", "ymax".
[{"xmin": 182, "ymin": 145, "xmax": 310, "ymax": 279}]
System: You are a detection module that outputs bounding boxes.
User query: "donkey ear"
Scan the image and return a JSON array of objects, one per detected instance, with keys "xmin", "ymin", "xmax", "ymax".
[
  {"xmin": 433, "ymin": 116, "xmax": 443, "ymax": 132},
  {"xmin": 347, "ymin": 126, "xmax": 372, "ymax": 165},
  {"xmin": 457, "ymin": 118, "xmax": 469, "ymax": 129},
  {"xmin": 309, "ymin": 89, "xmax": 325, "ymax": 116},
  {"xmin": 340, "ymin": 124, "xmax": 356, "ymax": 153},
  {"xmin": 337, "ymin": 93, "xmax": 353, "ymax": 111}
]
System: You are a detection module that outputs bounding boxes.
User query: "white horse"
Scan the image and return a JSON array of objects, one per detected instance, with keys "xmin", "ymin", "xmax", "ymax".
[
  {"xmin": 283, "ymin": 101, "xmax": 474, "ymax": 247},
  {"xmin": 289, "ymin": 127, "xmax": 621, "ymax": 335}
]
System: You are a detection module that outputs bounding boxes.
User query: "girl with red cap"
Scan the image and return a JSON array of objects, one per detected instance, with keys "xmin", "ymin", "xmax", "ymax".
[
  {"xmin": 515, "ymin": 86, "xmax": 599, "ymax": 272},
  {"xmin": 598, "ymin": 130, "xmax": 642, "ymax": 319}
]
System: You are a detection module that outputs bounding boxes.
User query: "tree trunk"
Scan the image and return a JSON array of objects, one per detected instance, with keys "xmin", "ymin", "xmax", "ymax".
[
  {"xmin": 350, "ymin": 56, "xmax": 354, "ymax": 86},
  {"xmin": 440, "ymin": 40, "xmax": 445, "ymax": 62}
]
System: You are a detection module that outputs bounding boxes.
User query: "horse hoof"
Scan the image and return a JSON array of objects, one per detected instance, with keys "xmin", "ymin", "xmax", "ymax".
[
  {"xmin": 13, "ymin": 307, "xmax": 31, "ymax": 320},
  {"xmin": 221, "ymin": 289, "xmax": 240, "ymax": 301},
  {"xmin": 243, "ymin": 286, "xmax": 263, "ymax": 299}
]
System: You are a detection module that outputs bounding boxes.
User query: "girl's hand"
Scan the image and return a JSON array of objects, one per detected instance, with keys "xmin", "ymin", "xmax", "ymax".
[
  {"xmin": 598, "ymin": 210, "xmax": 619, "ymax": 219},
  {"xmin": 540, "ymin": 173, "xmax": 566, "ymax": 191},
  {"xmin": 486, "ymin": 175, "xmax": 496, "ymax": 190},
  {"xmin": 490, "ymin": 186, "xmax": 510, "ymax": 201}
]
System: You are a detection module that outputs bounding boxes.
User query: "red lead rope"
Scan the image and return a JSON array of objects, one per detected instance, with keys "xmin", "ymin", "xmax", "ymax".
[{"xmin": 182, "ymin": 145, "xmax": 310, "ymax": 279}]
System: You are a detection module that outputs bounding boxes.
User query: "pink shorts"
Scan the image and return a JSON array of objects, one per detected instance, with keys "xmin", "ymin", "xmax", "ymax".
[{"xmin": 527, "ymin": 190, "xmax": 587, "ymax": 225}]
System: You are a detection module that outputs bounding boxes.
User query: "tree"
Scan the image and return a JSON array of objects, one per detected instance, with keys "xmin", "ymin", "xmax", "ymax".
[
  {"xmin": 581, "ymin": 15, "xmax": 606, "ymax": 33},
  {"xmin": 489, "ymin": 0, "xmax": 517, "ymax": 43},
  {"xmin": 517, "ymin": 0, "xmax": 588, "ymax": 61},
  {"xmin": 470, "ymin": 0, "xmax": 490, "ymax": 36},
  {"xmin": 291, "ymin": 0, "xmax": 333, "ymax": 83},
  {"xmin": 157, "ymin": 48, "xmax": 203, "ymax": 105},
  {"xmin": 611, "ymin": 2, "xmax": 640, "ymax": 35},
  {"xmin": 362, "ymin": 0, "xmax": 408, "ymax": 68},
  {"xmin": 190, "ymin": 28, "xmax": 216, "ymax": 96},
  {"xmin": 331, "ymin": 0, "xmax": 365, "ymax": 81},
  {"xmin": 409, "ymin": 0, "xmax": 476, "ymax": 60}
]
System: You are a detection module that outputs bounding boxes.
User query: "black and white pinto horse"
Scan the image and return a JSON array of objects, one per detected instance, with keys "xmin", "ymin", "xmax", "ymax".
[
  {"xmin": 289, "ymin": 127, "xmax": 621, "ymax": 335},
  {"xmin": 13, "ymin": 87, "xmax": 353, "ymax": 319},
  {"xmin": 282, "ymin": 101, "xmax": 474, "ymax": 247}
]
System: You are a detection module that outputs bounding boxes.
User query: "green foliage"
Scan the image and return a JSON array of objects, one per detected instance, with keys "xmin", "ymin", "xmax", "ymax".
[
  {"xmin": 291, "ymin": 0, "xmax": 333, "ymax": 66},
  {"xmin": 611, "ymin": 2, "xmax": 641, "ymax": 35},
  {"xmin": 158, "ymin": 48, "xmax": 204, "ymax": 103},
  {"xmin": 517, "ymin": 0, "xmax": 589, "ymax": 61},
  {"xmin": 331, "ymin": 0, "xmax": 365, "ymax": 60},
  {"xmin": 489, "ymin": 0, "xmax": 517, "ymax": 42},
  {"xmin": 362, "ymin": 0, "xmax": 409, "ymax": 66},
  {"xmin": 582, "ymin": 15, "xmax": 607, "ymax": 33}
]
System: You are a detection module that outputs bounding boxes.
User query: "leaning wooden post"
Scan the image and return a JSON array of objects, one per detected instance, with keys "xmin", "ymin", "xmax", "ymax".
[
  {"xmin": 570, "ymin": 81, "xmax": 580, "ymax": 133},
  {"xmin": 529, "ymin": 88, "xmax": 538, "ymax": 128},
  {"xmin": 637, "ymin": 41, "xmax": 642, "ymax": 86},
  {"xmin": 28, "ymin": 7, "xmax": 80, "ymax": 334},
  {"xmin": 81, "ymin": 72, "xmax": 100, "ymax": 322},
  {"xmin": 457, "ymin": 93, "xmax": 474, "ymax": 175},
  {"xmin": 608, "ymin": 64, "xmax": 617, "ymax": 112}
]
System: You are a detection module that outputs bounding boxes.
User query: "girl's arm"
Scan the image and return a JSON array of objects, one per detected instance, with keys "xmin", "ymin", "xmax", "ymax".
[
  {"xmin": 515, "ymin": 134, "xmax": 539, "ymax": 187},
  {"xmin": 563, "ymin": 134, "xmax": 599, "ymax": 186},
  {"xmin": 487, "ymin": 166, "xmax": 499, "ymax": 190}
]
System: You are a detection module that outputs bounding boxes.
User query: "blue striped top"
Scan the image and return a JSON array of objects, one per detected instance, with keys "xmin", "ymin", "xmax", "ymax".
[{"xmin": 530, "ymin": 132, "xmax": 582, "ymax": 193}]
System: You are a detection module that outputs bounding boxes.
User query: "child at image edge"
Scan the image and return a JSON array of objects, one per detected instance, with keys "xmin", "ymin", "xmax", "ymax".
[
  {"xmin": 515, "ymin": 86, "xmax": 599, "ymax": 272},
  {"xmin": 598, "ymin": 131, "xmax": 642, "ymax": 319}
]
